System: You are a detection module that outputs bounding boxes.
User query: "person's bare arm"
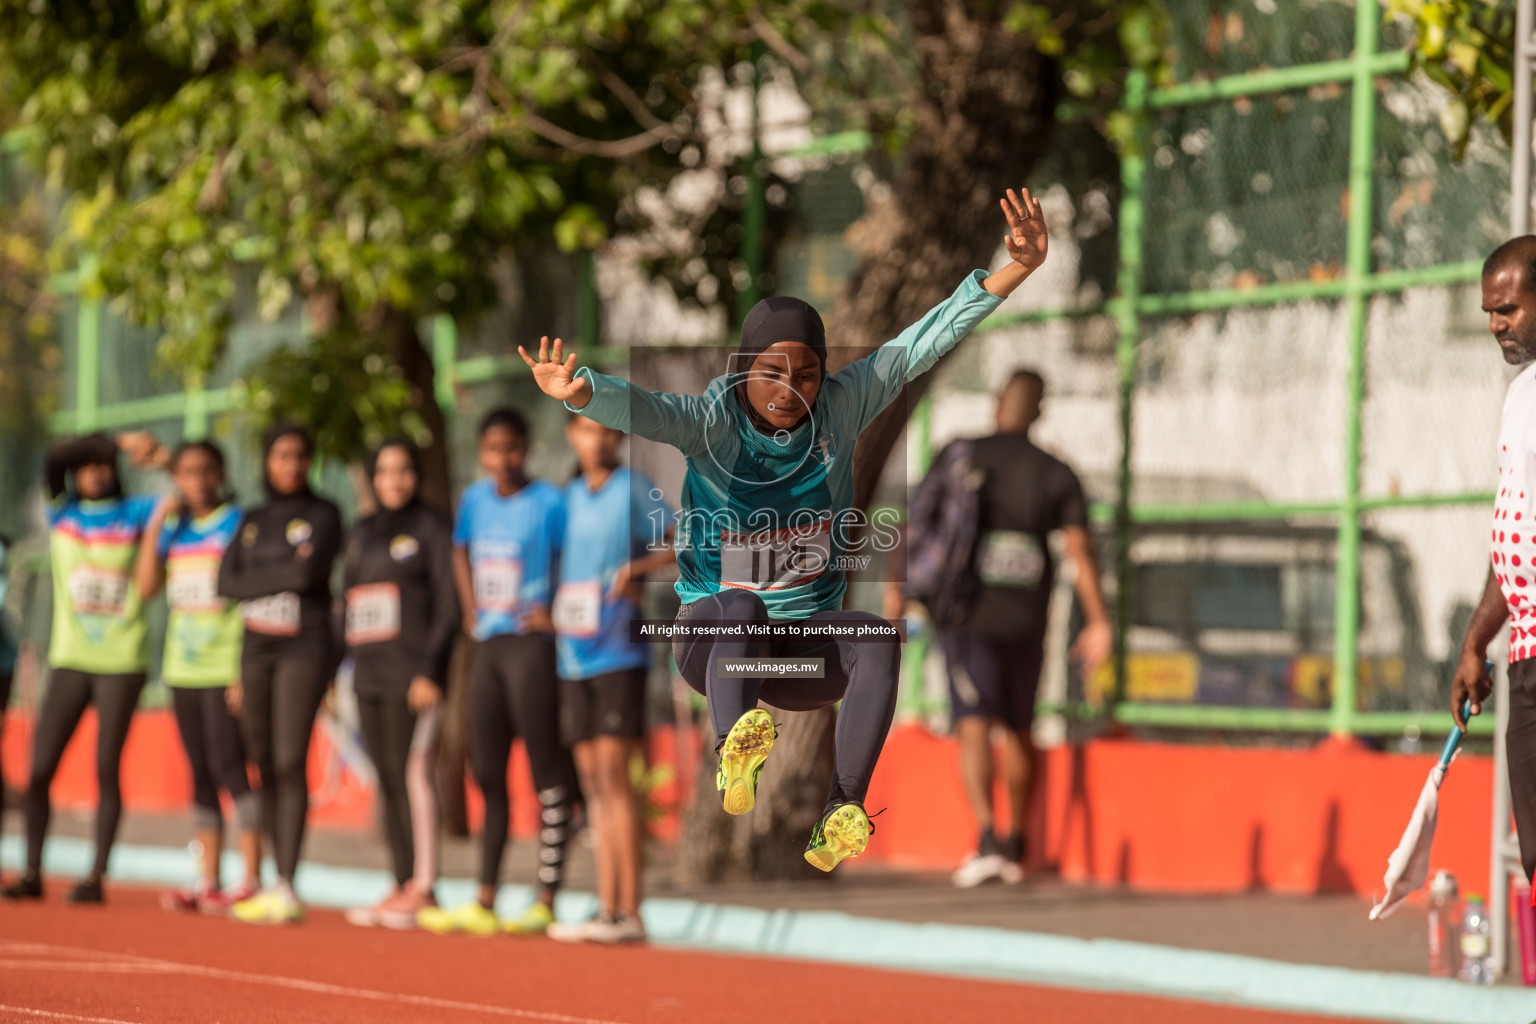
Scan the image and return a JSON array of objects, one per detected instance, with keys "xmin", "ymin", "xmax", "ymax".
[
  {"xmin": 1063, "ymin": 526, "xmax": 1112, "ymax": 676},
  {"xmin": 1451, "ymin": 566, "xmax": 1508, "ymax": 729},
  {"xmin": 133, "ymin": 496, "xmax": 178, "ymax": 599},
  {"xmin": 453, "ymin": 545, "xmax": 477, "ymax": 637}
]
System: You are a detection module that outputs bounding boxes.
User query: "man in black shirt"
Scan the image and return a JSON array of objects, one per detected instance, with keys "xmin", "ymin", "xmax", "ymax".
[{"xmin": 907, "ymin": 370, "xmax": 1111, "ymax": 887}]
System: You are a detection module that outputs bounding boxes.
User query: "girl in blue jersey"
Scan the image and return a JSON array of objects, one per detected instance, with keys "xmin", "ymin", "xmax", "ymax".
[
  {"xmin": 3, "ymin": 431, "xmax": 166, "ymax": 904},
  {"xmin": 521, "ymin": 189, "xmax": 1050, "ymax": 872},
  {"xmin": 545, "ymin": 414, "xmax": 674, "ymax": 945},
  {"xmin": 419, "ymin": 407, "xmax": 575, "ymax": 936},
  {"xmin": 134, "ymin": 440, "xmax": 262, "ymax": 912}
]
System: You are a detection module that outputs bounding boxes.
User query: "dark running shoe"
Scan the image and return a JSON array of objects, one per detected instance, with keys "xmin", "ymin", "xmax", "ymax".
[
  {"xmin": 64, "ymin": 877, "xmax": 104, "ymax": 905},
  {"xmin": 1, "ymin": 872, "xmax": 43, "ymax": 900}
]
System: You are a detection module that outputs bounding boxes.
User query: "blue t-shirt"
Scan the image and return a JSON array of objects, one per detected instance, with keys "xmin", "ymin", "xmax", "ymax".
[
  {"xmin": 47, "ymin": 493, "xmax": 159, "ymax": 672},
  {"xmin": 555, "ymin": 467, "xmax": 674, "ymax": 680},
  {"xmin": 568, "ymin": 271, "xmax": 1002, "ymax": 618},
  {"xmin": 453, "ymin": 478, "xmax": 565, "ymax": 640},
  {"xmin": 156, "ymin": 503, "xmax": 245, "ymax": 687}
]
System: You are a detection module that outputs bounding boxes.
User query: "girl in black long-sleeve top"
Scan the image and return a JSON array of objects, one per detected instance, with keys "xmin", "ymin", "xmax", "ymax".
[
  {"xmin": 216, "ymin": 422, "xmax": 341, "ymax": 924},
  {"xmin": 341, "ymin": 439, "xmax": 458, "ymax": 930}
]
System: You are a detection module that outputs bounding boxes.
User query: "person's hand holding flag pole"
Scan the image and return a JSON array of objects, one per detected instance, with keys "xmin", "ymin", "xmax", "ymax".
[{"xmin": 1369, "ymin": 660, "xmax": 1493, "ymax": 921}]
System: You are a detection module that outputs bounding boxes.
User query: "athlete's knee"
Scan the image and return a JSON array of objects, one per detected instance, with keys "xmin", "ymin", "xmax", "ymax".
[
  {"xmin": 192, "ymin": 802, "xmax": 223, "ymax": 832},
  {"xmin": 232, "ymin": 791, "xmax": 261, "ymax": 832},
  {"xmin": 711, "ymin": 588, "xmax": 770, "ymax": 621}
]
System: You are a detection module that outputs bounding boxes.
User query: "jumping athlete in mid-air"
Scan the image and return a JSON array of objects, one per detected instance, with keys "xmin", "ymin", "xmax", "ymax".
[{"xmin": 521, "ymin": 188, "xmax": 1050, "ymax": 871}]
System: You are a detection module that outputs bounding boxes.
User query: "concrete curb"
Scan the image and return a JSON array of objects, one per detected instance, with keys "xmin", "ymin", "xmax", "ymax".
[{"xmin": 5, "ymin": 836, "xmax": 1533, "ymax": 1024}]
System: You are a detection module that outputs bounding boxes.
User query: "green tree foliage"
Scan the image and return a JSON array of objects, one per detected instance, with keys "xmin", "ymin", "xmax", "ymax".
[
  {"xmin": 0, "ymin": 0, "xmax": 868, "ymax": 465},
  {"xmin": 1388, "ymin": 0, "xmax": 1517, "ymax": 158}
]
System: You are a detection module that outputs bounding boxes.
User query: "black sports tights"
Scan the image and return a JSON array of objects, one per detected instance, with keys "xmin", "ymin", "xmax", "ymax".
[
  {"xmin": 170, "ymin": 685, "xmax": 258, "ymax": 833},
  {"xmin": 672, "ymin": 589, "xmax": 901, "ymax": 807},
  {"xmin": 468, "ymin": 633, "xmax": 575, "ymax": 891},
  {"xmin": 357, "ymin": 694, "xmax": 417, "ymax": 887},
  {"xmin": 239, "ymin": 655, "xmax": 328, "ymax": 883},
  {"xmin": 25, "ymin": 668, "xmax": 146, "ymax": 876}
]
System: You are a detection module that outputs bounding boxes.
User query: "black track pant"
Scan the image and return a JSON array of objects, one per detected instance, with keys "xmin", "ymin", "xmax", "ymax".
[
  {"xmin": 239, "ymin": 654, "xmax": 328, "ymax": 883},
  {"xmin": 672, "ymin": 589, "xmax": 900, "ymax": 807},
  {"xmin": 170, "ymin": 686, "xmax": 258, "ymax": 833},
  {"xmin": 1506, "ymin": 657, "xmax": 1536, "ymax": 884},
  {"xmin": 25, "ymin": 668, "xmax": 146, "ymax": 876},
  {"xmin": 357, "ymin": 693, "xmax": 442, "ymax": 888},
  {"xmin": 468, "ymin": 634, "xmax": 575, "ymax": 891},
  {"xmin": 0, "ymin": 671, "xmax": 12, "ymax": 847}
]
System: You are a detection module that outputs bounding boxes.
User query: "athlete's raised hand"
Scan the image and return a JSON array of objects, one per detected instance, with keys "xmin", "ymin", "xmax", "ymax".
[
  {"xmin": 1002, "ymin": 187, "xmax": 1047, "ymax": 275},
  {"xmin": 518, "ymin": 336, "xmax": 591, "ymax": 408}
]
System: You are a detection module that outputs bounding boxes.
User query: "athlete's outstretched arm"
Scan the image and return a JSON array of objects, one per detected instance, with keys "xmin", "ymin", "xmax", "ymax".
[
  {"xmin": 518, "ymin": 335, "xmax": 718, "ymax": 455},
  {"xmin": 833, "ymin": 188, "xmax": 1050, "ymax": 433}
]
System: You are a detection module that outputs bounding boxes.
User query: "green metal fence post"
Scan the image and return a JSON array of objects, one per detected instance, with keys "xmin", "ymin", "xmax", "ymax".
[
  {"xmin": 1331, "ymin": 0, "xmax": 1381, "ymax": 739},
  {"xmin": 1111, "ymin": 70, "xmax": 1149, "ymax": 709},
  {"xmin": 431, "ymin": 314, "xmax": 458, "ymax": 416},
  {"xmin": 75, "ymin": 254, "xmax": 101, "ymax": 433}
]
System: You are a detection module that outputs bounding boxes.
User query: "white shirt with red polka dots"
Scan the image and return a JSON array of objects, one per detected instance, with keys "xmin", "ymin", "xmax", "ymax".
[{"xmin": 1494, "ymin": 362, "xmax": 1536, "ymax": 663}]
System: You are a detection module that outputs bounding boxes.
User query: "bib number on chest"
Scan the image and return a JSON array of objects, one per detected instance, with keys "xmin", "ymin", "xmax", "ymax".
[
  {"xmin": 552, "ymin": 581, "xmax": 603, "ymax": 638},
  {"xmin": 977, "ymin": 530, "xmax": 1045, "ymax": 588},
  {"xmin": 67, "ymin": 565, "xmax": 130, "ymax": 616},
  {"xmin": 720, "ymin": 522, "xmax": 831, "ymax": 592},
  {"xmin": 473, "ymin": 559, "xmax": 523, "ymax": 613},
  {"xmin": 166, "ymin": 565, "xmax": 223, "ymax": 613},
  {"xmin": 242, "ymin": 592, "xmax": 301, "ymax": 636},
  {"xmin": 346, "ymin": 582, "xmax": 402, "ymax": 645}
]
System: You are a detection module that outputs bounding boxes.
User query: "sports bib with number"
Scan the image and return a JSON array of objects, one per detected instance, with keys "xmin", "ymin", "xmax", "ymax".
[
  {"xmin": 166, "ymin": 562, "xmax": 223, "ymax": 613},
  {"xmin": 720, "ymin": 521, "xmax": 832, "ymax": 592},
  {"xmin": 346, "ymin": 582, "xmax": 402, "ymax": 645},
  {"xmin": 976, "ymin": 530, "xmax": 1046, "ymax": 588},
  {"xmin": 242, "ymin": 592, "xmax": 301, "ymax": 636},
  {"xmin": 474, "ymin": 558, "xmax": 523, "ymax": 612},
  {"xmin": 552, "ymin": 581, "xmax": 603, "ymax": 638},
  {"xmin": 67, "ymin": 565, "xmax": 130, "ymax": 616}
]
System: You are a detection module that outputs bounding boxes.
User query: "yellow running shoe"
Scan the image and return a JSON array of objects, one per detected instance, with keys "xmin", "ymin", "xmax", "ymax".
[
  {"xmin": 230, "ymin": 885, "xmax": 304, "ymax": 925},
  {"xmin": 803, "ymin": 802, "xmax": 875, "ymax": 873},
  {"xmin": 417, "ymin": 901, "xmax": 501, "ymax": 936},
  {"xmin": 716, "ymin": 708, "xmax": 776, "ymax": 816},
  {"xmin": 502, "ymin": 901, "xmax": 554, "ymax": 935}
]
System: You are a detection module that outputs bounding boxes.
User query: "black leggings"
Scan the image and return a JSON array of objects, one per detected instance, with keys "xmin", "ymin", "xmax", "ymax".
[
  {"xmin": 357, "ymin": 693, "xmax": 442, "ymax": 888},
  {"xmin": 25, "ymin": 668, "xmax": 146, "ymax": 876},
  {"xmin": 468, "ymin": 634, "xmax": 575, "ymax": 891},
  {"xmin": 170, "ymin": 686, "xmax": 258, "ymax": 833},
  {"xmin": 0, "ymin": 672, "xmax": 12, "ymax": 846},
  {"xmin": 672, "ymin": 590, "xmax": 900, "ymax": 807},
  {"xmin": 239, "ymin": 654, "xmax": 328, "ymax": 883}
]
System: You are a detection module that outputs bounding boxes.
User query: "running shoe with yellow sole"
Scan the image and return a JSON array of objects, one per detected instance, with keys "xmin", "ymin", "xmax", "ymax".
[
  {"xmin": 502, "ymin": 901, "xmax": 554, "ymax": 936},
  {"xmin": 803, "ymin": 802, "xmax": 874, "ymax": 873},
  {"xmin": 231, "ymin": 886, "xmax": 304, "ymax": 925},
  {"xmin": 417, "ymin": 901, "xmax": 501, "ymax": 936},
  {"xmin": 716, "ymin": 708, "xmax": 776, "ymax": 816}
]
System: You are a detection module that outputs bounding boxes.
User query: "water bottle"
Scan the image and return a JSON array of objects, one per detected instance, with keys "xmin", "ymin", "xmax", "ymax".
[
  {"xmin": 1458, "ymin": 893, "xmax": 1494, "ymax": 985},
  {"xmin": 1428, "ymin": 870, "xmax": 1460, "ymax": 978}
]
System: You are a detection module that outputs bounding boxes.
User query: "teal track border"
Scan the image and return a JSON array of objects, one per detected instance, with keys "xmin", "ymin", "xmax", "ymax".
[{"xmin": 3, "ymin": 836, "xmax": 1532, "ymax": 1024}]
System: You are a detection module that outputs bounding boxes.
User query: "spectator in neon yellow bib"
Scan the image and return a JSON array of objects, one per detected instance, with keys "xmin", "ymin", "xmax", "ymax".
[
  {"xmin": 134, "ymin": 440, "xmax": 263, "ymax": 914},
  {"xmin": 2, "ymin": 431, "xmax": 166, "ymax": 905}
]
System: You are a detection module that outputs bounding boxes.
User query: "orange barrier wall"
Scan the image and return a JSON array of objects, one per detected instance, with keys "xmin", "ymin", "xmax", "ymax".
[{"xmin": 0, "ymin": 711, "xmax": 1497, "ymax": 896}]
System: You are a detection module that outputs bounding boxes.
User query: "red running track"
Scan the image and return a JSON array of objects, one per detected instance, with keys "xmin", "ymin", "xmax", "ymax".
[{"xmin": 0, "ymin": 887, "xmax": 1354, "ymax": 1024}]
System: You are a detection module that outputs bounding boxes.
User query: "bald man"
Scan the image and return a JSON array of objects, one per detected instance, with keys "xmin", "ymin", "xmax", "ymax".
[
  {"xmin": 1453, "ymin": 235, "xmax": 1536, "ymax": 890},
  {"xmin": 906, "ymin": 370, "xmax": 1111, "ymax": 888}
]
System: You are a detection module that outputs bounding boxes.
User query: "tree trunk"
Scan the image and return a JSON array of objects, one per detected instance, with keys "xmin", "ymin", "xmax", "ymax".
[{"xmin": 674, "ymin": 0, "xmax": 1059, "ymax": 884}]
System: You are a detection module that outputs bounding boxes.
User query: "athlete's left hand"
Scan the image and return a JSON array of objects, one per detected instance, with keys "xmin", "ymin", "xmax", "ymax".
[
  {"xmin": 408, "ymin": 677, "xmax": 442, "ymax": 712},
  {"xmin": 1002, "ymin": 188, "xmax": 1048, "ymax": 275},
  {"xmin": 523, "ymin": 605, "xmax": 556, "ymax": 634},
  {"xmin": 607, "ymin": 561, "xmax": 643, "ymax": 604},
  {"xmin": 1071, "ymin": 618, "xmax": 1112, "ymax": 677}
]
